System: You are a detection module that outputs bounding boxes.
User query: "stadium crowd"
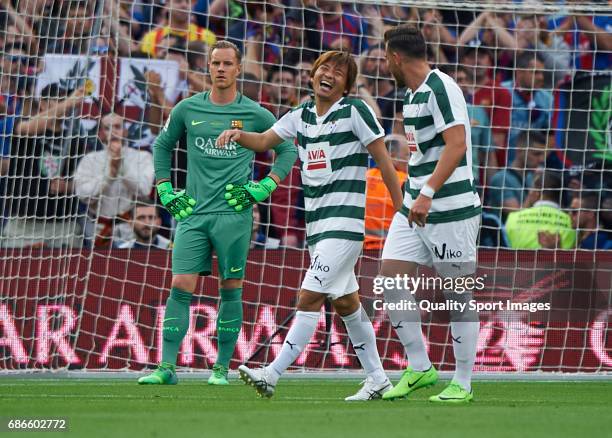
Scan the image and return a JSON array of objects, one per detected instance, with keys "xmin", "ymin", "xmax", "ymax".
[{"xmin": 0, "ymin": 0, "xmax": 610, "ymax": 250}]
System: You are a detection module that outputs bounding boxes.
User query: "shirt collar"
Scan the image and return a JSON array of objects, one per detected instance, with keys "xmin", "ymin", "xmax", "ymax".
[{"xmin": 534, "ymin": 200, "xmax": 560, "ymax": 209}]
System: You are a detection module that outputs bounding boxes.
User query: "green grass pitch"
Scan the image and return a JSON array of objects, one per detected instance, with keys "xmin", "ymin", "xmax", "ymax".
[{"xmin": 0, "ymin": 379, "xmax": 610, "ymax": 438}]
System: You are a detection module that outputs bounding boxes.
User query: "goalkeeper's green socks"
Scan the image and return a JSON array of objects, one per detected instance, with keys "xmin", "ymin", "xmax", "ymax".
[
  {"xmin": 161, "ymin": 287, "xmax": 192, "ymax": 365},
  {"xmin": 215, "ymin": 288, "xmax": 243, "ymax": 368}
]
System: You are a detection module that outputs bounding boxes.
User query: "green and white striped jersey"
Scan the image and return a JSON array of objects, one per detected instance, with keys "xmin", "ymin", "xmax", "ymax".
[
  {"xmin": 402, "ymin": 69, "xmax": 481, "ymax": 223},
  {"xmin": 272, "ymin": 97, "xmax": 384, "ymax": 245}
]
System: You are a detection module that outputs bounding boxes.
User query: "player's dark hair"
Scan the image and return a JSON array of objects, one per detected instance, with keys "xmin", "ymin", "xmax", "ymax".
[
  {"xmin": 533, "ymin": 170, "xmax": 563, "ymax": 202},
  {"xmin": 516, "ymin": 51, "xmax": 543, "ymax": 69},
  {"xmin": 187, "ymin": 41, "xmax": 208, "ymax": 69},
  {"xmin": 266, "ymin": 65, "xmax": 297, "ymax": 83},
  {"xmin": 384, "ymin": 25, "xmax": 427, "ymax": 60},
  {"xmin": 209, "ymin": 40, "xmax": 242, "ymax": 64},
  {"xmin": 310, "ymin": 50, "xmax": 358, "ymax": 96},
  {"xmin": 132, "ymin": 197, "xmax": 160, "ymax": 218}
]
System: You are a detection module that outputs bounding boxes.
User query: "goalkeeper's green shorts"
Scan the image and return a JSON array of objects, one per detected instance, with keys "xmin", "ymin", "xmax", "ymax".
[{"xmin": 172, "ymin": 211, "xmax": 252, "ymax": 279}]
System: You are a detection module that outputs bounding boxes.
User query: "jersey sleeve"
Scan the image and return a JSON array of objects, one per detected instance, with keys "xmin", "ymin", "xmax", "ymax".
[
  {"xmin": 153, "ymin": 102, "xmax": 186, "ymax": 182},
  {"xmin": 271, "ymin": 107, "xmax": 300, "ymax": 141},
  {"xmin": 350, "ymin": 99, "xmax": 384, "ymax": 148},
  {"xmin": 427, "ymin": 75, "xmax": 468, "ymax": 134}
]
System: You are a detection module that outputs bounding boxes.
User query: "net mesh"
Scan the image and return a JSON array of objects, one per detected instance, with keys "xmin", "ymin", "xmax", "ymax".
[{"xmin": 0, "ymin": 0, "xmax": 610, "ymax": 374}]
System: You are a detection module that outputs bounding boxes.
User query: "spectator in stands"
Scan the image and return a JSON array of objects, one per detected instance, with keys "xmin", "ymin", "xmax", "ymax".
[
  {"xmin": 601, "ymin": 192, "xmax": 612, "ymax": 237},
  {"xmin": 358, "ymin": 4, "xmax": 385, "ymax": 48},
  {"xmin": 295, "ymin": 57, "xmax": 315, "ymax": 103},
  {"xmin": 140, "ymin": 0, "xmax": 216, "ymax": 58},
  {"xmin": 359, "ymin": 44, "xmax": 392, "ymax": 121},
  {"xmin": 570, "ymin": 193, "xmax": 612, "ymax": 250},
  {"xmin": 0, "ymin": 0, "xmax": 43, "ymax": 59},
  {"xmin": 316, "ymin": 0, "xmax": 366, "ymax": 54},
  {"xmin": 458, "ymin": 11, "xmax": 517, "ymax": 58},
  {"xmin": 46, "ymin": 0, "xmax": 93, "ymax": 55},
  {"xmin": 514, "ymin": 14, "xmax": 571, "ymax": 85},
  {"xmin": 251, "ymin": 204, "xmax": 280, "ymax": 250},
  {"xmin": 421, "ymin": 8, "xmax": 457, "ymax": 64},
  {"xmin": 145, "ymin": 40, "xmax": 211, "ymax": 137},
  {"xmin": 74, "ymin": 113, "xmax": 154, "ymax": 247},
  {"xmin": 263, "ymin": 67, "xmax": 298, "ymax": 118},
  {"xmin": 443, "ymin": 64, "xmax": 497, "ymax": 187},
  {"xmin": 117, "ymin": 199, "xmax": 171, "ymax": 249},
  {"xmin": 505, "ymin": 170, "xmax": 575, "ymax": 249},
  {"xmin": 0, "ymin": 84, "xmax": 89, "ymax": 248},
  {"xmin": 0, "ymin": 43, "xmax": 29, "ymax": 175},
  {"xmin": 186, "ymin": 40, "xmax": 211, "ymax": 94},
  {"xmin": 103, "ymin": 0, "xmax": 142, "ymax": 57},
  {"xmin": 461, "ymin": 41, "xmax": 512, "ymax": 165},
  {"xmin": 547, "ymin": 9, "xmax": 612, "ymax": 72},
  {"xmin": 502, "ymin": 53, "xmax": 553, "ymax": 162},
  {"xmin": 487, "ymin": 131, "xmax": 548, "ymax": 221},
  {"xmin": 364, "ymin": 134, "xmax": 409, "ymax": 250},
  {"xmin": 240, "ymin": 72, "xmax": 261, "ymax": 102}
]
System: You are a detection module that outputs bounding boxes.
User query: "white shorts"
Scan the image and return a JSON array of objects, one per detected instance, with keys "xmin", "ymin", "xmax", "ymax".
[
  {"xmin": 301, "ymin": 238, "xmax": 362, "ymax": 300},
  {"xmin": 382, "ymin": 213, "xmax": 480, "ymax": 278}
]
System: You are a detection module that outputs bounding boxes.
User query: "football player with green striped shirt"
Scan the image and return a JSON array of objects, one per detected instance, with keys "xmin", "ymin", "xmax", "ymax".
[
  {"xmin": 217, "ymin": 51, "xmax": 404, "ymax": 401},
  {"xmin": 137, "ymin": 41, "xmax": 297, "ymax": 386},
  {"xmin": 380, "ymin": 25, "xmax": 481, "ymax": 403}
]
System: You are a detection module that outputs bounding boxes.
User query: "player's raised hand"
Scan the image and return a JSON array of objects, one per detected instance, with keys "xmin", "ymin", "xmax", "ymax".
[
  {"xmin": 156, "ymin": 181, "xmax": 196, "ymax": 220},
  {"xmin": 216, "ymin": 129, "xmax": 241, "ymax": 148},
  {"xmin": 224, "ymin": 176, "xmax": 278, "ymax": 211}
]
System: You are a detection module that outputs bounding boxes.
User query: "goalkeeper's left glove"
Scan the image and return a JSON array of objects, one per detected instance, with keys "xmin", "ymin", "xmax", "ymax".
[{"xmin": 224, "ymin": 176, "xmax": 278, "ymax": 212}]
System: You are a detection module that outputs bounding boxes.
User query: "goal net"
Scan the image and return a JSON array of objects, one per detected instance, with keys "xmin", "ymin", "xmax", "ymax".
[{"xmin": 0, "ymin": 0, "xmax": 610, "ymax": 375}]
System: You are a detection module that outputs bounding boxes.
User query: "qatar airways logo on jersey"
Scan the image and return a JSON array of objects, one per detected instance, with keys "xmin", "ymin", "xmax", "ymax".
[{"xmin": 196, "ymin": 137, "xmax": 238, "ymax": 157}]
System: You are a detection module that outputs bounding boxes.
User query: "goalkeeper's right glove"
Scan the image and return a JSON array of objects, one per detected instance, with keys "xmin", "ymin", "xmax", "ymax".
[{"xmin": 156, "ymin": 181, "xmax": 196, "ymax": 220}]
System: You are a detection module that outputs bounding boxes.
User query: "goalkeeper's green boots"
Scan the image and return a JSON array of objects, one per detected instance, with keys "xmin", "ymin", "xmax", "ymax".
[
  {"xmin": 137, "ymin": 362, "xmax": 178, "ymax": 385},
  {"xmin": 382, "ymin": 366, "xmax": 438, "ymax": 400},
  {"xmin": 429, "ymin": 381, "xmax": 474, "ymax": 404},
  {"xmin": 207, "ymin": 364, "xmax": 229, "ymax": 385}
]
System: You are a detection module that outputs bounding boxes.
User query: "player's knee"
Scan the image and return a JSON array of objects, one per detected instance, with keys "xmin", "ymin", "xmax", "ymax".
[
  {"xmin": 380, "ymin": 259, "xmax": 417, "ymax": 278},
  {"xmin": 171, "ymin": 274, "xmax": 198, "ymax": 292},
  {"xmin": 331, "ymin": 292, "xmax": 360, "ymax": 317},
  {"xmin": 444, "ymin": 290, "xmax": 478, "ymax": 322},
  {"xmin": 296, "ymin": 290, "xmax": 326, "ymax": 311},
  {"xmin": 220, "ymin": 278, "xmax": 243, "ymax": 290}
]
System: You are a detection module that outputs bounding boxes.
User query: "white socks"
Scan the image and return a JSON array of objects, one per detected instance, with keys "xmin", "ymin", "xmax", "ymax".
[
  {"xmin": 341, "ymin": 306, "xmax": 387, "ymax": 384},
  {"xmin": 382, "ymin": 281, "xmax": 432, "ymax": 371},
  {"xmin": 266, "ymin": 310, "xmax": 319, "ymax": 384},
  {"xmin": 449, "ymin": 321, "xmax": 479, "ymax": 392},
  {"xmin": 446, "ymin": 291, "xmax": 479, "ymax": 392}
]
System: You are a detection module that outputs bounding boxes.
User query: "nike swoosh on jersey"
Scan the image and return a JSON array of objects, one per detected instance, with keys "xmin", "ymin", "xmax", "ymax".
[
  {"xmin": 230, "ymin": 267, "xmax": 242, "ymax": 273},
  {"xmin": 163, "ymin": 317, "xmax": 180, "ymax": 323},
  {"xmin": 191, "ymin": 120, "xmax": 206, "ymax": 126},
  {"xmin": 219, "ymin": 318, "xmax": 240, "ymax": 324}
]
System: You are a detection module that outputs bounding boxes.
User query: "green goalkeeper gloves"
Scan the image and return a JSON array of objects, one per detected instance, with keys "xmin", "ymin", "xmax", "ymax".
[
  {"xmin": 156, "ymin": 181, "xmax": 196, "ymax": 220},
  {"xmin": 225, "ymin": 176, "xmax": 278, "ymax": 212}
]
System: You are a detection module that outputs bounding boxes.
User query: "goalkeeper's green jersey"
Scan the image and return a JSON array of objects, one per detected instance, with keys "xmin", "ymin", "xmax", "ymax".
[{"xmin": 153, "ymin": 91, "xmax": 297, "ymax": 214}]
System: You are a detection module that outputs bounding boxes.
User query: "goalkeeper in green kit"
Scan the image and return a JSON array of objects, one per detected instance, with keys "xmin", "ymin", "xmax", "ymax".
[{"xmin": 138, "ymin": 41, "xmax": 297, "ymax": 385}]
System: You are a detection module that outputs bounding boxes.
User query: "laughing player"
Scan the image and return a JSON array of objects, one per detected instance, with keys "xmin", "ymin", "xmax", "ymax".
[{"xmin": 216, "ymin": 51, "xmax": 404, "ymax": 400}]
